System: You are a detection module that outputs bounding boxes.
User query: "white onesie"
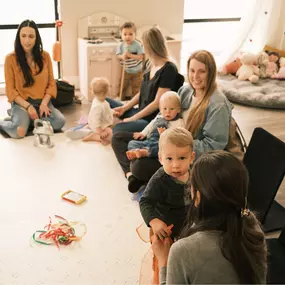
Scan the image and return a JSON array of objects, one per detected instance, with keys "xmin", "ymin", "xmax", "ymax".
[{"xmin": 88, "ymin": 98, "xmax": 113, "ymax": 131}]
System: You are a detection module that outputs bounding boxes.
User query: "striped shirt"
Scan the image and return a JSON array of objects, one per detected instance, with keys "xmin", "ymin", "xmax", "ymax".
[{"xmin": 116, "ymin": 40, "xmax": 144, "ymax": 74}]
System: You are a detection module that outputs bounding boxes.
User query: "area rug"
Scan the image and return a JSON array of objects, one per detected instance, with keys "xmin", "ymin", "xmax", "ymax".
[
  {"xmin": 217, "ymin": 74, "xmax": 285, "ymax": 109},
  {"xmin": 0, "ymin": 133, "xmax": 148, "ymax": 284}
]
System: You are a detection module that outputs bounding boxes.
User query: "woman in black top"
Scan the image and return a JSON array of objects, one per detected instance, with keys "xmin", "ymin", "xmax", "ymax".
[
  {"xmin": 107, "ymin": 27, "xmax": 182, "ymax": 133},
  {"xmin": 110, "ymin": 27, "xmax": 183, "ymax": 191}
]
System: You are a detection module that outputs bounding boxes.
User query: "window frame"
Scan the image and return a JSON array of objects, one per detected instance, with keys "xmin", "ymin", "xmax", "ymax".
[{"xmin": 0, "ymin": 0, "xmax": 60, "ymax": 84}]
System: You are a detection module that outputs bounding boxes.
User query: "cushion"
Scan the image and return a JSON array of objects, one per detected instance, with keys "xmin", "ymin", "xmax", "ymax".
[
  {"xmin": 263, "ymin": 45, "xmax": 285, "ymax": 58},
  {"xmin": 217, "ymin": 74, "xmax": 285, "ymax": 109}
]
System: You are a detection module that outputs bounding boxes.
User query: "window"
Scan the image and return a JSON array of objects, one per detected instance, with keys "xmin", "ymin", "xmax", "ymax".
[
  {"xmin": 0, "ymin": 0, "xmax": 58, "ymax": 84},
  {"xmin": 181, "ymin": 0, "xmax": 248, "ymax": 74}
]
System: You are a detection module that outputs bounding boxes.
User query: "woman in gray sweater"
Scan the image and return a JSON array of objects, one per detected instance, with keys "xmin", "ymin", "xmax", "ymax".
[{"xmin": 152, "ymin": 151, "xmax": 267, "ymax": 284}]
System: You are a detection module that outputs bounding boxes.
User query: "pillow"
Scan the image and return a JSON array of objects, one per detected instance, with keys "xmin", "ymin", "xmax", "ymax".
[{"xmin": 263, "ymin": 45, "xmax": 285, "ymax": 58}]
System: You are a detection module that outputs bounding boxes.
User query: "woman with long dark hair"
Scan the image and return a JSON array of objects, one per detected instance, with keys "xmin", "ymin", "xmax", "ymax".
[
  {"xmin": 0, "ymin": 19, "xmax": 65, "ymax": 138},
  {"xmin": 152, "ymin": 151, "xmax": 267, "ymax": 284}
]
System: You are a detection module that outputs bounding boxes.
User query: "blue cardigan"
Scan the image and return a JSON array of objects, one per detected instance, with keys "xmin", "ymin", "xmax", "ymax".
[{"xmin": 179, "ymin": 85, "xmax": 232, "ymax": 158}]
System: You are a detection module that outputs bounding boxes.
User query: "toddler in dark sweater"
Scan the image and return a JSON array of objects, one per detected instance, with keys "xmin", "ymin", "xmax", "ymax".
[{"xmin": 139, "ymin": 127, "xmax": 195, "ymax": 239}]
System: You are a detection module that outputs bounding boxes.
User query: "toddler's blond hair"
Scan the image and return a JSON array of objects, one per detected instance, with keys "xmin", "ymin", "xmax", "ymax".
[
  {"xmin": 90, "ymin": 77, "xmax": 110, "ymax": 97},
  {"xmin": 159, "ymin": 91, "xmax": 181, "ymax": 110},
  {"xmin": 159, "ymin": 127, "xmax": 193, "ymax": 152}
]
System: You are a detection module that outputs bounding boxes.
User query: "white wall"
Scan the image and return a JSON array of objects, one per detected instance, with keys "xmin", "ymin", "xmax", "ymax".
[
  {"xmin": 59, "ymin": 0, "xmax": 184, "ymax": 82},
  {"xmin": 267, "ymin": 1, "xmax": 285, "ymax": 50}
]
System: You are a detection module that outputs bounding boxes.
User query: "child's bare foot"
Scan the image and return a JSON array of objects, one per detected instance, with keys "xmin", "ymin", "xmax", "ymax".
[
  {"xmin": 135, "ymin": 149, "xmax": 149, "ymax": 158},
  {"xmin": 101, "ymin": 138, "xmax": 111, "ymax": 145},
  {"xmin": 126, "ymin": 150, "xmax": 137, "ymax": 160},
  {"xmin": 17, "ymin": 126, "xmax": 26, "ymax": 138},
  {"xmin": 82, "ymin": 133, "xmax": 102, "ymax": 142},
  {"xmin": 101, "ymin": 130, "xmax": 112, "ymax": 146}
]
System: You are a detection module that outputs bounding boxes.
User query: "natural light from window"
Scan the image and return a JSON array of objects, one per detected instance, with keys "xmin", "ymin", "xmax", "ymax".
[
  {"xmin": 0, "ymin": 0, "xmax": 57, "ymax": 83},
  {"xmin": 181, "ymin": 0, "xmax": 248, "ymax": 75}
]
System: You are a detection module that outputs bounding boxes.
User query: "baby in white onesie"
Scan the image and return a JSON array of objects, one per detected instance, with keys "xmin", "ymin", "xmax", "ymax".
[{"xmin": 66, "ymin": 77, "xmax": 113, "ymax": 144}]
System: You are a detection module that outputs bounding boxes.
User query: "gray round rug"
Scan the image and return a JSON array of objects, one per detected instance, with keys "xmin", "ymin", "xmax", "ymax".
[{"xmin": 217, "ymin": 74, "xmax": 285, "ymax": 109}]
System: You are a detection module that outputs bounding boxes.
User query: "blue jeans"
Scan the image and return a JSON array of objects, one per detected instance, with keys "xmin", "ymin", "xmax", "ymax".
[
  {"xmin": 128, "ymin": 137, "xmax": 159, "ymax": 158},
  {"xmin": 106, "ymin": 98, "xmax": 149, "ymax": 133},
  {"xmin": 0, "ymin": 99, "xmax": 66, "ymax": 139}
]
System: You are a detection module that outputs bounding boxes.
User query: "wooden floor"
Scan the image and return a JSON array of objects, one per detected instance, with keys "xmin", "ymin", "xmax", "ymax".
[
  {"xmin": 61, "ymin": 97, "xmax": 285, "ymax": 209},
  {"xmin": 0, "ymin": 95, "xmax": 284, "ymax": 237}
]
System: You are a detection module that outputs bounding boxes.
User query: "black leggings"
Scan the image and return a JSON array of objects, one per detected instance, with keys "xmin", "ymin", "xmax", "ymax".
[{"xmin": 111, "ymin": 131, "xmax": 161, "ymax": 182}]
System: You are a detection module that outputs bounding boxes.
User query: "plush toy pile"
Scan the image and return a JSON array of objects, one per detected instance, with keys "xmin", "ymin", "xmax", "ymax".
[{"xmin": 221, "ymin": 50, "xmax": 285, "ymax": 83}]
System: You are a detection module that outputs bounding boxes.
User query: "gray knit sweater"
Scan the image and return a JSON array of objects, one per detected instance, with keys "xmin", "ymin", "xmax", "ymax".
[
  {"xmin": 160, "ymin": 231, "xmax": 266, "ymax": 284},
  {"xmin": 178, "ymin": 85, "xmax": 232, "ymax": 159}
]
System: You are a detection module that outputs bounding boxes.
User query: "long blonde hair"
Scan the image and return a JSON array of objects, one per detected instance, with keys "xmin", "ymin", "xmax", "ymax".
[
  {"xmin": 142, "ymin": 27, "xmax": 169, "ymax": 70},
  {"xmin": 186, "ymin": 50, "xmax": 217, "ymax": 136}
]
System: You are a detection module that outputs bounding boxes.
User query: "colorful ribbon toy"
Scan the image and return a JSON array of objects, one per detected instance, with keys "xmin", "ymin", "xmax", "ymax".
[{"xmin": 32, "ymin": 215, "xmax": 86, "ymax": 249}]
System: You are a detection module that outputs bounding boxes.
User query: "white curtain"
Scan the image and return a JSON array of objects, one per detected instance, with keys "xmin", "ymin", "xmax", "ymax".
[{"xmin": 217, "ymin": 0, "xmax": 285, "ymax": 69}]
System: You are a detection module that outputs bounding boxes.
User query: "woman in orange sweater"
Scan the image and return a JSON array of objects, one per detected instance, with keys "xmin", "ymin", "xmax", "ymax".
[{"xmin": 0, "ymin": 19, "xmax": 65, "ymax": 138}]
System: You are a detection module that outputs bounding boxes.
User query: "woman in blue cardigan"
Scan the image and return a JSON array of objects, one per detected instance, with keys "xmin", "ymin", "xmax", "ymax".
[{"xmin": 112, "ymin": 50, "xmax": 235, "ymax": 193}]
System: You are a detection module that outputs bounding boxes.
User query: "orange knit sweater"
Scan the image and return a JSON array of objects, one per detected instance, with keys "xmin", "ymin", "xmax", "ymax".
[{"xmin": 4, "ymin": 50, "xmax": 57, "ymax": 103}]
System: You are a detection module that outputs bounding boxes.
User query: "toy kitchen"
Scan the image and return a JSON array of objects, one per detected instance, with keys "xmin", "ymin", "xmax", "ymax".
[{"xmin": 78, "ymin": 12, "xmax": 182, "ymax": 101}]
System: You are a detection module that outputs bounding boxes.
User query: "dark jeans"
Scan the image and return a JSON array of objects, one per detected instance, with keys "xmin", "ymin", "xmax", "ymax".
[
  {"xmin": 106, "ymin": 98, "xmax": 149, "ymax": 133},
  {"xmin": 112, "ymin": 131, "xmax": 161, "ymax": 182}
]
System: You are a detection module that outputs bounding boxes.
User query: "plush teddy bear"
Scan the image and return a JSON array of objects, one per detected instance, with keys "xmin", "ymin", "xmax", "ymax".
[
  {"xmin": 272, "ymin": 57, "xmax": 285, "ymax": 79},
  {"xmin": 236, "ymin": 53, "xmax": 259, "ymax": 83},
  {"xmin": 256, "ymin": 51, "xmax": 269, "ymax": 78},
  {"xmin": 266, "ymin": 51, "xmax": 279, "ymax": 77}
]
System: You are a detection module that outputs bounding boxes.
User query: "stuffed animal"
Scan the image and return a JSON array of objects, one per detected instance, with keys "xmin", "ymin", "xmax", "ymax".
[
  {"xmin": 272, "ymin": 57, "xmax": 285, "ymax": 79},
  {"xmin": 257, "ymin": 51, "xmax": 269, "ymax": 78},
  {"xmin": 236, "ymin": 53, "xmax": 259, "ymax": 83},
  {"xmin": 221, "ymin": 58, "xmax": 241, "ymax": 75},
  {"xmin": 266, "ymin": 51, "xmax": 279, "ymax": 77}
]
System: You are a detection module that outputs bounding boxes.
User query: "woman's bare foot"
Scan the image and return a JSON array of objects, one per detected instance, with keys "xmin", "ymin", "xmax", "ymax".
[
  {"xmin": 82, "ymin": 132, "xmax": 102, "ymax": 142},
  {"xmin": 126, "ymin": 150, "xmax": 138, "ymax": 160},
  {"xmin": 17, "ymin": 126, "xmax": 26, "ymax": 138},
  {"xmin": 135, "ymin": 148, "xmax": 150, "ymax": 158}
]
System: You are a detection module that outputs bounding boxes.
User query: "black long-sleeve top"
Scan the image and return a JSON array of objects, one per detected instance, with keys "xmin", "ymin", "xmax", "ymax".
[{"xmin": 139, "ymin": 167, "xmax": 191, "ymax": 238}]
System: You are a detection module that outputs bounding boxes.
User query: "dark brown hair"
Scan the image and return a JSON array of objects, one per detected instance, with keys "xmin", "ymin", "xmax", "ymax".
[
  {"xmin": 120, "ymin": 22, "xmax": 136, "ymax": 33},
  {"xmin": 15, "ymin": 19, "xmax": 43, "ymax": 87},
  {"xmin": 180, "ymin": 150, "xmax": 267, "ymax": 284}
]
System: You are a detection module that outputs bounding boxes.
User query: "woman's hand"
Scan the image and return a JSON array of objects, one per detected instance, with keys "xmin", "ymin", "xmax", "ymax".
[
  {"xmin": 133, "ymin": 132, "xmax": 145, "ymax": 140},
  {"xmin": 113, "ymin": 106, "xmax": 126, "ymax": 117},
  {"xmin": 151, "ymin": 234, "xmax": 173, "ymax": 268},
  {"xmin": 39, "ymin": 103, "xmax": 51, "ymax": 117},
  {"xmin": 27, "ymin": 105, "xmax": 39, "ymax": 120},
  {"xmin": 150, "ymin": 218, "xmax": 171, "ymax": 241}
]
